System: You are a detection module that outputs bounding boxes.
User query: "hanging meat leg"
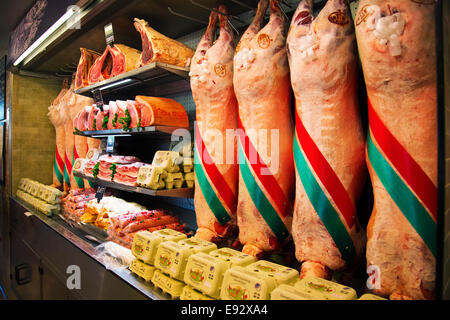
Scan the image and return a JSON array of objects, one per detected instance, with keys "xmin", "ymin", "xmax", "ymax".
[
  {"xmin": 190, "ymin": 6, "xmax": 239, "ymax": 242},
  {"xmin": 355, "ymin": 0, "xmax": 437, "ymax": 300},
  {"xmin": 233, "ymin": 0, "xmax": 294, "ymax": 257},
  {"xmin": 287, "ymin": 0, "xmax": 366, "ymax": 279}
]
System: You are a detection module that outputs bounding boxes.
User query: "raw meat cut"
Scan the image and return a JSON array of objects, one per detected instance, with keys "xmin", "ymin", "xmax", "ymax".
[
  {"xmin": 134, "ymin": 96, "xmax": 189, "ymax": 128},
  {"xmin": 355, "ymin": 0, "xmax": 437, "ymax": 300},
  {"xmin": 87, "ymin": 44, "xmax": 141, "ymax": 84},
  {"xmin": 190, "ymin": 6, "xmax": 239, "ymax": 242},
  {"xmin": 75, "ymin": 48, "xmax": 100, "ymax": 89},
  {"xmin": 287, "ymin": 0, "xmax": 366, "ymax": 279},
  {"xmin": 133, "ymin": 18, "xmax": 195, "ymax": 68},
  {"xmin": 233, "ymin": 0, "xmax": 294, "ymax": 257}
]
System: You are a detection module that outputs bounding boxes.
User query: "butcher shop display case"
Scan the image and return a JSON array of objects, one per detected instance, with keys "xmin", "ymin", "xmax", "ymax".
[{"xmin": 0, "ymin": 0, "xmax": 448, "ymax": 302}]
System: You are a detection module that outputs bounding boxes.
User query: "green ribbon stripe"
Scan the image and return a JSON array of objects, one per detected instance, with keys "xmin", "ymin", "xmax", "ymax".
[
  {"xmin": 194, "ymin": 145, "xmax": 231, "ymax": 225},
  {"xmin": 63, "ymin": 166, "xmax": 71, "ymax": 188},
  {"xmin": 54, "ymin": 156, "xmax": 63, "ymax": 184},
  {"xmin": 238, "ymin": 142, "xmax": 289, "ymax": 242},
  {"xmin": 367, "ymin": 133, "xmax": 437, "ymax": 257},
  {"xmin": 293, "ymin": 136, "xmax": 356, "ymax": 263}
]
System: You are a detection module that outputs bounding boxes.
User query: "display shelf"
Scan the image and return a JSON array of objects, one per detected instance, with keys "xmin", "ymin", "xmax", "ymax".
[
  {"xmin": 59, "ymin": 212, "xmax": 108, "ymax": 243},
  {"xmin": 73, "ymin": 62, "xmax": 190, "ymax": 97},
  {"xmin": 73, "ymin": 172, "xmax": 194, "ymax": 198},
  {"xmin": 74, "ymin": 124, "xmax": 191, "ymax": 138}
]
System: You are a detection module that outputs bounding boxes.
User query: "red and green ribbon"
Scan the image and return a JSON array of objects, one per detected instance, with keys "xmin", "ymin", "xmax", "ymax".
[
  {"xmin": 54, "ymin": 144, "xmax": 64, "ymax": 185},
  {"xmin": 237, "ymin": 117, "xmax": 290, "ymax": 242},
  {"xmin": 194, "ymin": 123, "xmax": 236, "ymax": 226},
  {"xmin": 367, "ymin": 100, "xmax": 437, "ymax": 257},
  {"xmin": 293, "ymin": 110, "xmax": 356, "ymax": 264}
]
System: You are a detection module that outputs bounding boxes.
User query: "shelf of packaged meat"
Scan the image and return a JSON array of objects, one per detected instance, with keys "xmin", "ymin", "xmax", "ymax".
[
  {"xmin": 73, "ymin": 172, "xmax": 194, "ymax": 198},
  {"xmin": 73, "ymin": 62, "xmax": 190, "ymax": 97},
  {"xmin": 11, "ymin": 196, "xmax": 170, "ymax": 300},
  {"xmin": 74, "ymin": 124, "xmax": 191, "ymax": 138}
]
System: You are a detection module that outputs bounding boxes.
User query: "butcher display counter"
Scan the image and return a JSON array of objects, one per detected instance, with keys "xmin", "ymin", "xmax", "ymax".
[{"xmin": 0, "ymin": 0, "xmax": 448, "ymax": 301}]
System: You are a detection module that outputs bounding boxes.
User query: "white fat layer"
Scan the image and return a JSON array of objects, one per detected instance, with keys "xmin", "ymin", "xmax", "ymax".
[
  {"xmin": 366, "ymin": 5, "xmax": 405, "ymax": 57},
  {"xmin": 189, "ymin": 58, "xmax": 210, "ymax": 84},
  {"xmin": 295, "ymin": 32, "xmax": 319, "ymax": 63},
  {"xmin": 234, "ymin": 48, "xmax": 256, "ymax": 71}
]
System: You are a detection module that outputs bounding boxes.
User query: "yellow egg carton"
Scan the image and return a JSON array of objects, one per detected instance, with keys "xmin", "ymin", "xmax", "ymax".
[
  {"xmin": 154, "ymin": 238, "xmax": 217, "ymax": 281},
  {"xmin": 129, "ymin": 258, "xmax": 156, "ymax": 282},
  {"xmin": 183, "ymin": 252, "xmax": 231, "ymax": 299},
  {"xmin": 358, "ymin": 293, "xmax": 387, "ymax": 300},
  {"xmin": 40, "ymin": 186, "xmax": 63, "ymax": 204},
  {"xmin": 152, "ymin": 151, "xmax": 182, "ymax": 173},
  {"xmin": 181, "ymin": 286, "xmax": 214, "ymax": 300},
  {"xmin": 131, "ymin": 229, "xmax": 187, "ymax": 265},
  {"xmin": 271, "ymin": 284, "xmax": 317, "ymax": 300},
  {"xmin": 151, "ymin": 269, "xmax": 185, "ymax": 299},
  {"xmin": 220, "ymin": 266, "xmax": 277, "ymax": 300},
  {"xmin": 294, "ymin": 276, "xmax": 357, "ymax": 300},
  {"xmin": 18, "ymin": 178, "xmax": 31, "ymax": 191},
  {"xmin": 209, "ymin": 247, "xmax": 256, "ymax": 268},
  {"xmin": 164, "ymin": 172, "xmax": 185, "ymax": 189},
  {"xmin": 184, "ymin": 172, "xmax": 194, "ymax": 188},
  {"xmin": 245, "ymin": 260, "xmax": 299, "ymax": 287},
  {"xmin": 182, "ymin": 157, "xmax": 194, "ymax": 173},
  {"xmin": 178, "ymin": 237, "xmax": 218, "ymax": 254},
  {"xmin": 137, "ymin": 165, "xmax": 167, "ymax": 190}
]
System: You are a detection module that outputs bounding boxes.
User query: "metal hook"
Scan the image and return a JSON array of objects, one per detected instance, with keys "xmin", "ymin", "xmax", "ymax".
[
  {"xmin": 230, "ymin": 0, "xmax": 255, "ymax": 10},
  {"xmin": 189, "ymin": 0, "xmax": 246, "ymax": 24},
  {"xmin": 167, "ymin": 6, "xmax": 208, "ymax": 25}
]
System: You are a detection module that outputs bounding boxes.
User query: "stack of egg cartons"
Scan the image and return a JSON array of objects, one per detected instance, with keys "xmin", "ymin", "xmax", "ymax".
[
  {"xmin": 153, "ymin": 236, "xmax": 218, "ymax": 299},
  {"xmin": 129, "ymin": 229, "xmax": 187, "ymax": 297},
  {"xmin": 182, "ymin": 247, "xmax": 256, "ymax": 300},
  {"xmin": 219, "ymin": 259, "xmax": 299, "ymax": 300},
  {"xmin": 271, "ymin": 276, "xmax": 360, "ymax": 300},
  {"xmin": 180, "ymin": 143, "xmax": 194, "ymax": 188},
  {"xmin": 16, "ymin": 178, "xmax": 62, "ymax": 216}
]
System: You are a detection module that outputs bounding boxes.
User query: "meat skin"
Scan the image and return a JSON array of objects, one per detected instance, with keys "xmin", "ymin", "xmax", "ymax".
[
  {"xmin": 190, "ymin": 6, "xmax": 239, "ymax": 243},
  {"xmin": 287, "ymin": 0, "xmax": 366, "ymax": 276},
  {"xmin": 233, "ymin": 0, "xmax": 294, "ymax": 257},
  {"xmin": 355, "ymin": 0, "xmax": 437, "ymax": 300}
]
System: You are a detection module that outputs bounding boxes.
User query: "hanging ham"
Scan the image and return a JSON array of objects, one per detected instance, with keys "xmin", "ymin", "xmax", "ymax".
[
  {"xmin": 48, "ymin": 80, "xmax": 69, "ymax": 188},
  {"xmin": 190, "ymin": 6, "xmax": 239, "ymax": 242},
  {"xmin": 355, "ymin": 0, "xmax": 437, "ymax": 300},
  {"xmin": 287, "ymin": 0, "xmax": 366, "ymax": 280},
  {"xmin": 233, "ymin": 0, "xmax": 294, "ymax": 258}
]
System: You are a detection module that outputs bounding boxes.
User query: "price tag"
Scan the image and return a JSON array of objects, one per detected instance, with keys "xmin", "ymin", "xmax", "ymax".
[
  {"xmin": 92, "ymin": 89, "xmax": 104, "ymax": 111},
  {"xmin": 104, "ymin": 22, "xmax": 114, "ymax": 46},
  {"xmin": 106, "ymin": 135, "xmax": 115, "ymax": 153},
  {"xmin": 95, "ymin": 186, "xmax": 106, "ymax": 203}
]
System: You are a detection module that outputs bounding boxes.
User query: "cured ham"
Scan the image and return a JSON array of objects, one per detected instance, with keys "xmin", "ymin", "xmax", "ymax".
[
  {"xmin": 109, "ymin": 44, "xmax": 141, "ymax": 77},
  {"xmin": 190, "ymin": 6, "xmax": 239, "ymax": 242},
  {"xmin": 75, "ymin": 48, "xmax": 100, "ymax": 89},
  {"xmin": 233, "ymin": 0, "xmax": 294, "ymax": 257},
  {"xmin": 87, "ymin": 44, "xmax": 141, "ymax": 84},
  {"xmin": 355, "ymin": 0, "xmax": 437, "ymax": 300},
  {"xmin": 133, "ymin": 18, "xmax": 195, "ymax": 68},
  {"xmin": 134, "ymin": 96, "xmax": 189, "ymax": 128},
  {"xmin": 287, "ymin": 0, "xmax": 366, "ymax": 279}
]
